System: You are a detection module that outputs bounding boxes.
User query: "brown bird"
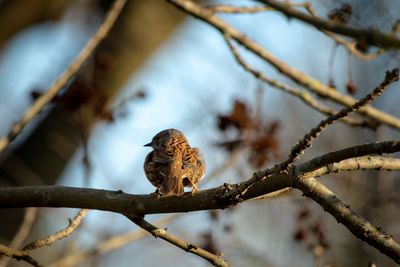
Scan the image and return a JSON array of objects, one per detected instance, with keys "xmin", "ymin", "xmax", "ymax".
[{"xmin": 143, "ymin": 129, "xmax": 205, "ymax": 196}]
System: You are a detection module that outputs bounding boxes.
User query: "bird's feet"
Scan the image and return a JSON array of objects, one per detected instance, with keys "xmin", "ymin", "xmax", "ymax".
[{"xmin": 191, "ymin": 184, "xmax": 199, "ymax": 196}]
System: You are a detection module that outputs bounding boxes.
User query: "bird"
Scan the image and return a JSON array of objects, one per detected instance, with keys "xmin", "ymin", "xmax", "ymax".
[{"xmin": 143, "ymin": 129, "xmax": 205, "ymax": 196}]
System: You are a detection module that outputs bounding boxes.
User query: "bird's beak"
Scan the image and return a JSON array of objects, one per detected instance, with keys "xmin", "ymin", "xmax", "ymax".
[{"xmin": 144, "ymin": 142, "xmax": 152, "ymax": 147}]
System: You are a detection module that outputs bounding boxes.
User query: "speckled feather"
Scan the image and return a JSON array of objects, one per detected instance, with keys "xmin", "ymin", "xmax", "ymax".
[{"xmin": 143, "ymin": 129, "xmax": 205, "ymax": 196}]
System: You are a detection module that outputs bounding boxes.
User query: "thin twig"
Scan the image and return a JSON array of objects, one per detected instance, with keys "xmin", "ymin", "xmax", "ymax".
[
  {"xmin": 127, "ymin": 216, "xmax": 230, "ymax": 267},
  {"xmin": 223, "ymin": 69, "xmax": 398, "ymax": 200},
  {"xmin": 223, "ymin": 34, "xmax": 377, "ymax": 129},
  {"xmin": 257, "ymin": 0, "xmax": 400, "ymax": 48},
  {"xmin": 0, "ymin": 0, "xmax": 127, "ymax": 153},
  {"xmin": 0, "ymin": 208, "xmax": 38, "ymax": 267},
  {"xmin": 0, "ymin": 244, "xmax": 42, "ymax": 267},
  {"xmin": 23, "ymin": 209, "xmax": 88, "ymax": 251},
  {"xmin": 167, "ymin": 0, "xmax": 400, "ymax": 129},
  {"xmin": 300, "ymin": 156, "xmax": 400, "ymax": 178},
  {"xmin": 204, "ymin": 1, "xmax": 309, "ymax": 14},
  {"xmin": 204, "ymin": 5, "xmax": 273, "ymax": 13},
  {"xmin": 294, "ymin": 177, "xmax": 400, "ymax": 264},
  {"xmin": 282, "ymin": 68, "xmax": 398, "ymax": 169},
  {"xmin": 48, "ymin": 214, "xmax": 180, "ymax": 267},
  {"xmin": 298, "ymin": 2, "xmax": 384, "ymax": 60}
]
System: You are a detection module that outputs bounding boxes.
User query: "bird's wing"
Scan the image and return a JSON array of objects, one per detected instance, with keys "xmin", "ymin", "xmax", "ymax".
[{"xmin": 152, "ymin": 150, "xmax": 176, "ymax": 164}]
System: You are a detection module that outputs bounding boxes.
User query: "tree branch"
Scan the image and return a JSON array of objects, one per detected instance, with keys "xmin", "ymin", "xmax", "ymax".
[
  {"xmin": 0, "ymin": 208, "xmax": 37, "ymax": 267},
  {"xmin": 23, "ymin": 209, "xmax": 88, "ymax": 251},
  {"xmin": 301, "ymin": 156, "xmax": 400, "ymax": 178},
  {"xmin": 294, "ymin": 177, "xmax": 400, "ymax": 264},
  {"xmin": 167, "ymin": 0, "xmax": 400, "ymax": 130},
  {"xmin": 1, "ymin": 141, "xmax": 400, "ymax": 262},
  {"xmin": 0, "ymin": 244, "xmax": 42, "ymax": 267},
  {"xmin": 127, "ymin": 216, "xmax": 230, "ymax": 267},
  {"xmin": 256, "ymin": 0, "xmax": 400, "ymax": 48},
  {"xmin": 221, "ymin": 68, "xmax": 399, "ymax": 200},
  {"xmin": 0, "ymin": 141, "xmax": 399, "ymax": 214},
  {"xmin": 282, "ymin": 68, "xmax": 398, "ymax": 169},
  {"xmin": 223, "ymin": 34, "xmax": 377, "ymax": 129},
  {"xmin": 49, "ymin": 214, "xmax": 181, "ymax": 267},
  {"xmin": 0, "ymin": 0, "xmax": 127, "ymax": 153},
  {"xmin": 0, "ymin": 209, "xmax": 87, "ymax": 267}
]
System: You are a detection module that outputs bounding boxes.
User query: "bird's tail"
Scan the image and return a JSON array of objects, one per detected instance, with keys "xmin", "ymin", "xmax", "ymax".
[{"xmin": 159, "ymin": 176, "xmax": 184, "ymax": 196}]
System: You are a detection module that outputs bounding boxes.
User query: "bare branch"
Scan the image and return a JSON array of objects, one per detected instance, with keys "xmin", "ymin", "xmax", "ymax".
[
  {"xmin": 294, "ymin": 177, "xmax": 400, "ymax": 264},
  {"xmin": 23, "ymin": 209, "xmax": 88, "ymax": 251},
  {"xmin": 297, "ymin": 3, "xmax": 384, "ymax": 60},
  {"xmin": 295, "ymin": 141, "xmax": 400, "ymax": 176},
  {"xmin": 204, "ymin": 2, "xmax": 309, "ymax": 14},
  {"xmin": 49, "ymin": 215, "xmax": 180, "ymax": 267},
  {"xmin": 282, "ymin": 68, "xmax": 399, "ymax": 169},
  {"xmin": 221, "ymin": 69, "xmax": 399, "ymax": 201},
  {"xmin": 0, "ymin": 244, "xmax": 42, "ymax": 267},
  {"xmin": 223, "ymin": 34, "xmax": 377, "ymax": 129},
  {"xmin": 204, "ymin": 4, "xmax": 273, "ymax": 13},
  {"xmin": 0, "ymin": 141, "xmax": 399, "ymax": 214},
  {"xmin": 301, "ymin": 156, "xmax": 400, "ymax": 179},
  {"xmin": 257, "ymin": 0, "xmax": 400, "ymax": 48},
  {"xmin": 127, "ymin": 216, "xmax": 230, "ymax": 267},
  {"xmin": 209, "ymin": 1, "xmax": 383, "ymax": 60},
  {"xmin": 167, "ymin": 0, "xmax": 400, "ymax": 130},
  {"xmin": 0, "ymin": 0, "xmax": 127, "ymax": 153},
  {"xmin": 0, "ymin": 208, "xmax": 37, "ymax": 267},
  {"xmin": 1, "ymin": 141, "xmax": 400, "ymax": 262}
]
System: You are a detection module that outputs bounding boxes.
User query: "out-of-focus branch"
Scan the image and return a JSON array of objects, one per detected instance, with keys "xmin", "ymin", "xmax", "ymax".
[
  {"xmin": 0, "ymin": 208, "xmax": 37, "ymax": 267},
  {"xmin": 208, "ymin": 1, "xmax": 383, "ymax": 60},
  {"xmin": 204, "ymin": 4, "xmax": 272, "ymax": 13},
  {"xmin": 0, "ymin": 244, "xmax": 42, "ymax": 267},
  {"xmin": 222, "ymin": 69, "xmax": 398, "ymax": 199},
  {"xmin": 294, "ymin": 177, "xmax": 400, "ymax": 264},
  {"xmin": 167, "ymin": 0, "xmax": 400, "ymax": 130},
  {"xmin": 257, "ymin": 0, "xmax": 400, "ymax": 48},
  {"xmin": 297, "ymin": 2, "xmax": 384, "ymax": 60},
  {"xmin": 23, "ymin": 209, "xmax": 88, "ymax": 251},
  {"xmin": 0, "ymin": 209, "xmax": 87, "ymax": 266},
  {"xmin": 223, "ymin": 34, "xmax": 377, "ymax": 129},
  {"xmin": 49, "ymin": 214, "xmax": 180, "ymax": 267},
  {"xmin": 281, "ymin": 68, "xmax": 398, "ymax": 169},
  {"xmin": 0, "ymin": 0, "xmax": 127, "ymax": 153},
  {"xmin": 204, "ymin": 1, "xmax": 309, "ymax": 14},
  {"xmin": 127, "ymin": 216, "xmax": 230, "ymax": 267}
]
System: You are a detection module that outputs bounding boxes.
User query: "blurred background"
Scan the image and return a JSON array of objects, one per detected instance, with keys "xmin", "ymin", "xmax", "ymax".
[{"xmin": 0, "ymin": 0, "xmax": 400, "ymax": 266}]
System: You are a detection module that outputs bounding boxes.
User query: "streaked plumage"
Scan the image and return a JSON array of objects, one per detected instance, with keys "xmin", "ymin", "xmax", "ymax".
[{"xmin": 143, "ymin": 129, "xmax": 205, "ymax": 196}]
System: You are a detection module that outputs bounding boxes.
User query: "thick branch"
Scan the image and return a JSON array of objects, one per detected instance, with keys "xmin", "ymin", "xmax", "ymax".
[
  {"xmin": 0, "ymin": 0, "xmax": 127, "ymax": 152},
  {"xmin": 294, "ymin": 177, "xmax": 400, "ymax": 264},
  {"xmin": 167, "ymin": 0, "xmax": 400, "ymax": 130},
  {"xmin": 1, "ymin": 141, "xmax": 400, "ymax": 263},
  {"xmin": 0, "ymin": 141, "xmax": 399, "ymax": 214},
  {"xmin": 257, "ymin": 0, "xmax": 400, "ymax": 48},
  {"xmin": 127, "ymin": 216, "xmax": 230, "ymax": 267}
]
